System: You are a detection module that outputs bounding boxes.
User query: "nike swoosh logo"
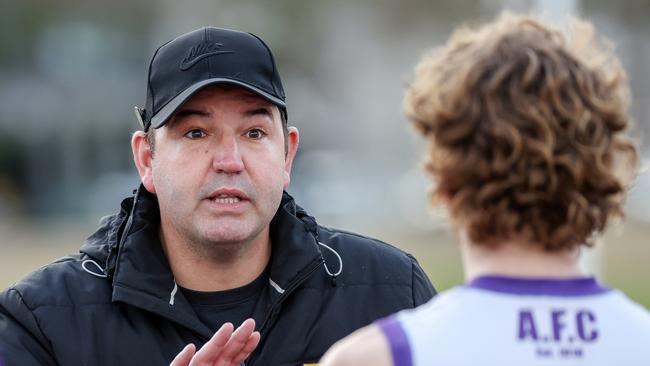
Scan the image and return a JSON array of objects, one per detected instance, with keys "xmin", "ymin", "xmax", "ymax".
[{"xmin": 180, "ymin": 50, "xmax": 235, "ymax": 70}]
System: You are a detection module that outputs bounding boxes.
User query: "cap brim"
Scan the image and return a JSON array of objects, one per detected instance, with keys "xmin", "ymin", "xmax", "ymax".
[{"xmin": 149, "ymin": 78, "xmax": 286, "ymax": 129}]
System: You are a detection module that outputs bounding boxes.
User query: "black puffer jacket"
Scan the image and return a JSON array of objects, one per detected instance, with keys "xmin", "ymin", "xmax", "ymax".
[{"xmin": 0, "ymin": 187, "xmax": 435, "ymax": 365}]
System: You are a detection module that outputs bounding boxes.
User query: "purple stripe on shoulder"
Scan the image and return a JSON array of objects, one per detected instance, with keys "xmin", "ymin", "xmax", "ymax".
[
  {"xmin": 377, "ymin": 315, "xmax": 413, "ymax": 366},
  {"xmin": 465, "ymin": 275, "xmax": 611, "ymax": 296}
]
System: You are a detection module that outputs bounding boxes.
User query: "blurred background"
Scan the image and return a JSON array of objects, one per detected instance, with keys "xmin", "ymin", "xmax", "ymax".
[{"xmin": 1, "ymin": 0, "xmax": 649, "ymax": 306}]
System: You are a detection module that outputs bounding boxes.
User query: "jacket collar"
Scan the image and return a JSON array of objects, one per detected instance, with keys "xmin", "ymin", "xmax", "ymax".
[{"xmin": 80, "ymin": 186, "xmax": 324, "ymax": 338}]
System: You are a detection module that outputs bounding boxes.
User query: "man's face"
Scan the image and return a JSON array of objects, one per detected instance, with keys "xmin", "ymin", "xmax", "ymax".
[{"xmin": 136, "ymin": 86, "xmax": 298, "ymax": 249}]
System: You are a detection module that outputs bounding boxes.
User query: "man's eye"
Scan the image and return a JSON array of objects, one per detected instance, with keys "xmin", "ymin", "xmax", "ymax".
[
  {"xmin": 246, "ymin": 129, "xmax": 266, "ymax": 139},
  {"xmin": 184, "ymin": 129, "xmax": 206, "ymax": 139}
]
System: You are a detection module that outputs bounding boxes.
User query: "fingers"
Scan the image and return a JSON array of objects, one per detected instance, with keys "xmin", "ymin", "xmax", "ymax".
[
  {"xmin": 190, "ymin": 322, "xmax": 235, "ymax": 365},
  {"xmin": 170, "ymin": 343, "xmax": 196, "ymax": 366},
  {"xmin": 215, "ymin": 319, "xmax": 257, "ymax": 366},
  {"xmin": 230, "ymin": 331, "xmax": 261, "ymax": 365},
  {"xmin": 243, "ymin": 331, "xmax": 261, "ymax": 355},
  {"xmin": 184, "ymin": 319, "xmax": 260, "ymax": 366}
]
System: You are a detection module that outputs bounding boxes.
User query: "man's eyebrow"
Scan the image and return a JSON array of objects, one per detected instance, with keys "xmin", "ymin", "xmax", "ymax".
[
  {"xmin": 174, "ymin": 108, "xmax": 211, "ymax": 118},
  {"xmin": 244, "ymin": 107, "xmax": 273, "ymax": 118},
  {"xmin": 166, "ymin": 108, "xmax": 211, "ymax": 129}
]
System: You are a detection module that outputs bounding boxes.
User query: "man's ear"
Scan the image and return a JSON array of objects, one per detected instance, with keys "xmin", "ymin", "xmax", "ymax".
[
  {"xmin": 131, "ymin": 131, "xmax": 156, "ymax": 193},
  {"xmin": 283, "ymin": 127, "xmax": 299, "ymax": 188}
]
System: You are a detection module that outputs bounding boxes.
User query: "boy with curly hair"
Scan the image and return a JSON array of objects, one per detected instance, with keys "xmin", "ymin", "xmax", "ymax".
[{"xmin": 321, "ymin": 12, "xmax": 650, "ymax": 366}]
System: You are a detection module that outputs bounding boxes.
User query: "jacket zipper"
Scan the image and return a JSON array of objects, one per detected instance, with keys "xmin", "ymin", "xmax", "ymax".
[{"xmin": 245, "ymin": 258, "xmax": 324, "ymax": 366}]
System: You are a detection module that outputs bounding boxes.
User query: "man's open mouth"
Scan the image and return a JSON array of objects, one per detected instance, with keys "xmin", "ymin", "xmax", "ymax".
[{"xmin": 212, "ymin": 195, "xmax": 242, "ymax": 204}]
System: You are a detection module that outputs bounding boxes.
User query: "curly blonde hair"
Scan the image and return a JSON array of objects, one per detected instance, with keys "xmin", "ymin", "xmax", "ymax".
[{"xmin": 404, "ymin": 13, "xmax": 639, "ymax": 251}]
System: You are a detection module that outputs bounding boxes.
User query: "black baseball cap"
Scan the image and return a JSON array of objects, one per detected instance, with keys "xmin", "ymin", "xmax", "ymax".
[{"xmin": 136, "ymin": 27, "xmax": 286, "ymax": 131}]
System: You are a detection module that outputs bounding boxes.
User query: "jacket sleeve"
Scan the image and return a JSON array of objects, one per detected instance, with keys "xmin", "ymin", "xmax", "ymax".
[
  {"xmin": 0, "ymin": 288, "xmax": 57, "ymax": 366},
  {"xmin": 408, "ymin": 254, "xmax": 437, "ymax": 306}
]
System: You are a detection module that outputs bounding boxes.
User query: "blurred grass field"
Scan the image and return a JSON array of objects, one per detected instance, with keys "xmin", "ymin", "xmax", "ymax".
[{"xmin": 1, "ymin": 219, "xmax": 648, "ymax": 308}]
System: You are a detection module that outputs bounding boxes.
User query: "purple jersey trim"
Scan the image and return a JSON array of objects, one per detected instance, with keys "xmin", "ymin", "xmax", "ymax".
[
  {"xmin": 465, "ymin": 275, "xmax": 610, "ymax": 296},
  {"xmin": 377, "ymin": 315, "xmax": 413, "ymax": 366}
]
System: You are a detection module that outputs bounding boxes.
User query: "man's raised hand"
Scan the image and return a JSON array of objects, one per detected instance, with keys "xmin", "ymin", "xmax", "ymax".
[{"xmin": 170, "ymin": 318, "xmax": 260, "ymax": 366}]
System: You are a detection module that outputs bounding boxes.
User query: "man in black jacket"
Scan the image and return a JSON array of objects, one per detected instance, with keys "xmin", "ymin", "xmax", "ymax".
[{"xmin": 0, "ymin": 27, "xmax": 435, "ymax": 366}]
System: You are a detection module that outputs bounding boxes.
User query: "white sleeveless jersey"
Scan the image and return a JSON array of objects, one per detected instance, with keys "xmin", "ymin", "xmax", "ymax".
[{"xmin": 377, "ymin": 276, "xmax": 650, "ymax": 366}]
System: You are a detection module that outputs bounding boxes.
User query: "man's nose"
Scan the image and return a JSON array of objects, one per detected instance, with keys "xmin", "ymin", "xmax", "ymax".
[{"xmin": 211, "ymin": 134, "xmax": 244, "ymax": 174}]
